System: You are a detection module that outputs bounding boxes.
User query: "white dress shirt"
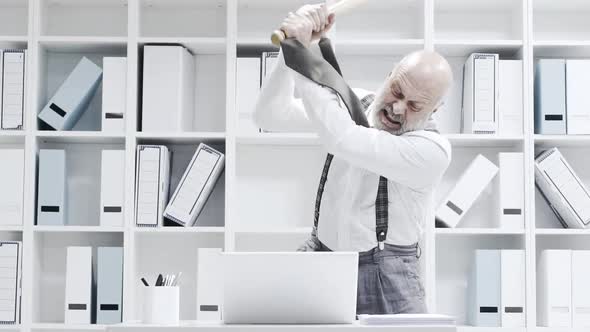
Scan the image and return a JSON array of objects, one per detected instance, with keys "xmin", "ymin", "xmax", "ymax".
[{"xmin": 254, "ymin": 49, "xmax": 452, "ymax": 252}]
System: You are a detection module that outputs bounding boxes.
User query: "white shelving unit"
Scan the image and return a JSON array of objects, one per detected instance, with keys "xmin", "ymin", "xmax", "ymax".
[{"xmin": 0, "ymin": 0, "xmax": 588, "ymax": 331}]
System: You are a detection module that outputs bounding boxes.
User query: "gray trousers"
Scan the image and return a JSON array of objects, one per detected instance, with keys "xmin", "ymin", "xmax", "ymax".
[{"xmin": 298, "ymin": 232, "xmax": 427, "ymax": 315}]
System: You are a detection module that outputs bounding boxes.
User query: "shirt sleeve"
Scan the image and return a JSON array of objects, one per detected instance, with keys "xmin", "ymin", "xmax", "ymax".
[
  {"xmin": 293, "ymin": 72, "xmax": 451, "ymax": 191},
  {"xmin": 252, "ymin": 49, "xmax": 314, "ymax": 132}
]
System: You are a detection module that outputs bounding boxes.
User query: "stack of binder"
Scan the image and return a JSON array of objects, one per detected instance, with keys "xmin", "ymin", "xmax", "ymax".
[
  {"xmin": 535, "ymin": 58, "xmax": 590, "ymax": 135},
  {"xmin": 1, "ymin": 49, "xmax": 26, "ymax": 131},
  {"xmin": 65, "ymin": 246, "xmax": 123, "ymax": 325},
  {"xmin": 538, "ymin": 250, "xmax": 590, "ymax": 327},
  {"xmin": 236, "ymin": 51, "xmax": 278, "ymax": 134},
  {"xmin": 135, "ymin": 143, "xmax": 225, "ymax": 228},
  {"xmin": 461, "ymin": 53, "xmax": 523, "ymax": 135},
  {"xmin": 0, "ymin": 241, "xmax": 22, "ymax": 325},
  {"xmin": 468, "ymin": 250, "xmax": 525, "ymax": 327}
]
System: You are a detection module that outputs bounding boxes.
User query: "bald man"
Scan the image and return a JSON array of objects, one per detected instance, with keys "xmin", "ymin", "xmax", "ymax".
[{"xmin": 254, "ymin": 4, "xmax": 453, "ymax": 315}]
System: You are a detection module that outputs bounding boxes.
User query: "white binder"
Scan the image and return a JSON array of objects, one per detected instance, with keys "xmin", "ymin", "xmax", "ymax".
[
  {"xmin": 468, "ymin": 250, "xmax": 501, "ymax": 327},
  {"xmin": 164, "ymin": 144, "xmax": 224, "ymax": 227},
  {"xmin": 572, "ymin": 250, "xmax": 590, "ymax": 328},
  {"xmin": 436, "ymin": 154, "xmax": 499, "ymax": 228},
  {"xmin": 534, "ymin": 59, "xmax": 567, "ymax": 135},
  {"xmin": 566, "ymin": 59, "xmax": 590, "ymax": 135},
  {"xmin": 196, "ymin": 248, "xmax": 223, "ymax": 321},
  {"xmin": 498, "ymin": 60, "xmax": 523, "ymax": 135},
  {"xmin": 461, "ymin": 53, "xmax": 499, "ymax": 134},
  {"xmin": 1, "ymin": 50, "xmax": 26, "ymax": 130},
  {"xmin": 37, "ymin": 149, "xmax": 67, "ymax": 226},
  {"xmin": 65, "ymin": 246, "xmax": 93, "ymax": 324},
  {"xmin": 538, "ymin": 250, "xmax": 571, "ymax": 327},
  {"xmin": 102, "ymin": 57, "xmax": 127, "ymax": 133},
  {"xmin": 0, "ymin": 149, "xmax": 24, "ymax": 226},
  {"xmin": 236, "ymin": 57, "xmax": 261, "ymax": 134},
  {"xmin": 535, "ymin": 148, "xmax": 590, "ymax": 229},
  {"xmin": 261, "ymin": 52, "xmax": 279, "ymax": 86},
  {"xmin": 142, "ymin": 45, "xmax": 194, "ymax": 132},
  {"xmin": 497, "ymin": 153, "xmax": 524, "ymax": 230},
  {"xmin": 0, "ymin": 241, "xmax": 22, "ymax": 325},
  {"xmin": 38, "ymin": 57, "xmax": 103, "ymax": 131},
  {"xmin": 100, "ymin": 150, "xmax": 125, "ymax": 227},
  {"xmin": 500, "ymin": 250, "xmax": 525, "ymax": 327},
  {"xmin": 135, "ymin": 145, "xmax": 170, "ymax": 227},
  {"xmin": 96, "ymin": 247, "xmax": 123, "ymax": 324}
]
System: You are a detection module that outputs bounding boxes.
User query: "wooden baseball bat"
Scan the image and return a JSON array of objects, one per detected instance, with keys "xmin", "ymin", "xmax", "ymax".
[{"xmin": 270, "ymin": 0, "xmax": 369, "ymax": 46}]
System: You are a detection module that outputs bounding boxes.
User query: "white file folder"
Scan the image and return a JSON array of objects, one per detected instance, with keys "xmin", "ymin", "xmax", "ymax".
[
  {"xmin": 436, "ymin": 154, "xmax": 499, "ymax": 228},
  {"xmin": 0, "ymin": 241, "xmax": 22, "ymax": 325},
  {"xmin": 38, "ymin": 57, "xmax": 103, "ymax": 130},
  {"xmin": 142, "ymin": 45, "xmax": 194, "ymax": 132},
  {"xmin": 164, "ymin": 144, "xmax": 224, "ymax": 227},
  {"xmin": 197, "ymin": 248, "xmax": 223, "ymax": 321},
  {"xmin": 461, "ymin": 53, "xmax": 499, "ymax": 134},
  {"xmin": 535, "ymin": 148, "xmax": 590, "ymax": 229},
  {"xmin": 135, "ymin": 145, "xmax": 170, "ymax": 227},
  {"xmin": 497, "ymin": 153, "xmax": 524, "ymax": 230},
  {"xmin": 468, "ymin": 250, "xmax": 501, "ymax": 327},
  {"xmin": 498, "ymin": 60, "xmax": 523, "ymax": 135},
  {"xmin": 236, "ymin": 57, "xmax": 261, "ymax": 134},
  {"xmin": 572, "ymin": 250, "xmax": 590, "ymax": 328},
  {"xmin": 100, "ymin": 150, "xmax": 125, "ymax": 227},
  {"xmin": 0, "ymin": 149, "xmax": 24, "ymax": 226},
  {"xmin": 37, "ymin": 149, "xmax": 67, "ymax": 226},
  {"xmin": 65, "ymin": 246, "xmax": 93, "ymax": 324},
  {"xmin": 566, "ymin": 60, "xmax": 590, "ymax": 135},
  {"xmin": 1, "ymin": 50, "xmax": 26, "ymax": 130},
  {"xmin": 538, "ymin": 250, "xmax": 571, "ymax": 327},
  {"xmin": 96, "ymin": 247, "xmax": 123, "ymax": 324},
  {"xmin": 261, "ymin": 52, "xmax": 279, "ymax": 86},
  {"xmin": 500, "ymin": 250, "xmax": 525, "ymax": 327},
  {"xmin": 102, "ymin": 57, "xmax": 127, "ymax": 133},
  {"xmin": 534, "ymin": 59, "xmax": 566, "ymax": 135}
]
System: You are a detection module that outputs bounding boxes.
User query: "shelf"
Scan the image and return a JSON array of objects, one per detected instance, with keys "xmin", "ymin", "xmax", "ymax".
[
  {"xmin": 445, "ymin": 134, "xmax": 524, "ymax": 147},
  {"xmin": 139, "ymin": 37, "xmax": 226, "ymax": 54},
  {"xmin": 534, "ymin": 135, "xmax": 590, "ymax": 148},
  {"xmin": 136, "ymin": 131, "xmax": 225, "ymax": 144},
  {"xmin": 36, "ymin": 131, "xmax": 126, "ymax": 144},
  {"xmin": 0, "ymin": 131, "xmax": 26, "ymax": 144},
  {"xmin": 333, "ymin": 39, "xmax": 424, "ymax": 56},
  {"xmin": 456, "ymin": 327, "xmax": 525, "ymax": 332},
  {"xmin": 436, "ymin": 228, "xmax": 525, "ymax": 236},
  {"xmin": 39, "ymin": 36, "xmax": 127, "ymax": 53},
  {"xmin": 0, "ymin": 225, "xmax": 23, "ymax": 232},
  {"xmin": 234, "ymin": 227, "xmax": 312, "ymax": 235},
  {"xmin": 33, "ymin": 225, "xmax": 125, "ymax": 233},
  {"xmin": 434, "ymin": 39, "xmax": 524, "ymax": 57},
  {"xmin": 536, "ymin": 228, "xmax": 590, "ymax": 236},
  {"xmin": 135, "ymin": 226, "xmax": 225, "ymax": 234},
  {"xmin": 31, "ymin": 323, "xmax": 105, "ymax": 331}
]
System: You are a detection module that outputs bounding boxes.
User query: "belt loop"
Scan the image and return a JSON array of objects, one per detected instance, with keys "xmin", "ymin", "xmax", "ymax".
[
  {"xmin": 416, "ymin": 242, "xmax": 421, "ymax": 259},
  {"xmin": 378, "ymin": 241, "xmax": 384, "ymax": 251}
]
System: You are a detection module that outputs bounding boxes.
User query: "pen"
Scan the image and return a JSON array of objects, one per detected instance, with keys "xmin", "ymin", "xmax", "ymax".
[
  {"xmin": 141, "ymin": 277, "xmax": 149, "ymax": 287},
  {"xmin": 155, "ymin": 274, "xmax": 163, "ymax": 286}
]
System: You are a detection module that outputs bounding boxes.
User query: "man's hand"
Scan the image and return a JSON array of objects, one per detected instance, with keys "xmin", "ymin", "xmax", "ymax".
[{"xmin": 280, "ymin": 4, "xmax": 335, "ymax": 48}]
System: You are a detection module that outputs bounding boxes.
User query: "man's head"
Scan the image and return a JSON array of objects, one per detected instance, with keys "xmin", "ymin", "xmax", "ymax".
[{"xmin": 368, "ymin": 50, "xmax": 453, "ymax": 135}]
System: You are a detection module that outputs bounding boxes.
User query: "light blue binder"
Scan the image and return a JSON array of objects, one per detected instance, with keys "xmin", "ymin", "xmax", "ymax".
[
  {"xmin": 96, "ymin": 247, "xmax": 123, "ymax": 324},
  {"xmin": 37, "ymin": 149, "xmax": 66, "ymax": 225},
  {"xmin": 534, "ymin": 59, "xmax": 567, "ymax": 134},
  {"xmin": 38, "ymin": 57, "xmax": 103, "ymax": 130},
  {"xmin": 469, "ymin": 250, "xmax": 501, "ymax": 327}
]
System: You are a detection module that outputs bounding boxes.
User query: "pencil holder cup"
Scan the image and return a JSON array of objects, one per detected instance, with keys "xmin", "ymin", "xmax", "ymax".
[{"xmin": 143, "ymin": 286, "xmax": 180, "ymax": 325}]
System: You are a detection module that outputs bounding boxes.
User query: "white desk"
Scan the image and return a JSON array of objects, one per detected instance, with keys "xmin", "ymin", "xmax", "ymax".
[{"xmin": 108, "ymin": 321, "xmax": 457, "ymax": 332}]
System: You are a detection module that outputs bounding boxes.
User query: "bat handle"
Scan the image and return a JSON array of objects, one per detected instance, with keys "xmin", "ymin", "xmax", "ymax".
[{"xmin": 271, "ymin": 29, "xmax": 286, "ymax": 46}]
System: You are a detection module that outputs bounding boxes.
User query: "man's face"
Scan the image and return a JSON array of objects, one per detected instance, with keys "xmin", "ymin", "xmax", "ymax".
[{"xmin": 368, "ymin": 71, "xmax": 438, "ymax": 136}]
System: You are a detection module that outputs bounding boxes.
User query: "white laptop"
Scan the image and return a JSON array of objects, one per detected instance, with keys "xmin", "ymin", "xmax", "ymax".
[{"xmin": 223, "ymin": 252, "xmax": 359, "ymax": 324}]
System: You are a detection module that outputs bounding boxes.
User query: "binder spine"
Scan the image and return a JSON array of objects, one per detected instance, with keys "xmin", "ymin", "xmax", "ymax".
[{"xmin": 1, "ymin": 49, "xmax": 26, "ymax": 130}]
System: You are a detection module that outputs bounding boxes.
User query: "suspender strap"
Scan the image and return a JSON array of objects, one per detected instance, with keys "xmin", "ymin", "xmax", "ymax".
[{"xmin": 281, "ymin": 37, "xmax": 389, "ymax": 248}]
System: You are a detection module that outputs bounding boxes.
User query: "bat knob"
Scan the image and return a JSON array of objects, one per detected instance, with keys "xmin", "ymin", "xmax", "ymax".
[{"xmin": 271, "ymin": 29, "xmax": 286, "ymax": 46}]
